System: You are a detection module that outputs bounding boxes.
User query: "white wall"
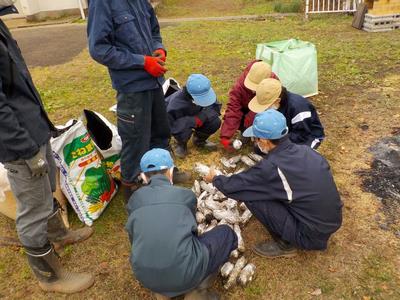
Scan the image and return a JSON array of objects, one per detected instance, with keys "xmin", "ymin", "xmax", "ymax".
[{"xmin": 15, "ymin": 0, "xmax": 87, "ymax": 16}]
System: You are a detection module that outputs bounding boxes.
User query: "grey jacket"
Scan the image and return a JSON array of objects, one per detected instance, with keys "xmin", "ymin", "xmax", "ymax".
[
  {"xmin": 0, "ymin": 17, "xmax": 54, "ymax": 162},
  {"xmin": 125, "ymin": 175, "xmax": 209, "ymax": 297}
]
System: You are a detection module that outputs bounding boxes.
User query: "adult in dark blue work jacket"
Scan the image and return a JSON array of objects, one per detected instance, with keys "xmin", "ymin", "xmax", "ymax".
[
  {"xmin": 166, "ymin": 74, "xmax": 222, "ymax": 158},
  {"xmin": 248, "ymin": 78, "xmax": 325, "ymax": 149},
  {"xmin": 205, "ymin": 110, "xmax": 342, "ymax": 258},
  {"xmin": 0, "ymin": 2, "xmax": 94, "ymax": 293},
  {"xmin": 87, "ymin": 0, "xmax": 171, "ymax": 199},
  {"xmin": 126, "ymin": 149, "xmax": 237, "ymax": 299}
]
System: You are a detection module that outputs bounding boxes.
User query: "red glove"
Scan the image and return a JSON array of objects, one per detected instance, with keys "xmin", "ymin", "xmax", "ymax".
[
  {"xmin": 144, "ymin": 56, "xmax": 167, "ymax": 77},
  {"xmin": 220, "ymin": 138, "xmax": 233, "ymax": 151},
  {"xmin": 194, "ymin": 116, "xmax": 204, "ymax": 128},
  {"xmin": 152, "ymin": 48, "xmax": 166, "ymax": 62}
]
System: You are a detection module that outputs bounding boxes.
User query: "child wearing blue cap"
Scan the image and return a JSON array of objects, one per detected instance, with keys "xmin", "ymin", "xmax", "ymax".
[
  {"xmin": 126, "ymin": 149, "xmax": 237, "ymax": 300},
  {"xmin": 205, "ymin": 110, "xmax": 342, "ymax": 258},
  {"xmin": 165, "ymin": 74, "xmax": 222, "ymax": 158}
]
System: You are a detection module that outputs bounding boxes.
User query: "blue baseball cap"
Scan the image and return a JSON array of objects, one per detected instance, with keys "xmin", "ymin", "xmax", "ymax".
[
  {"xmin": 140, "ymin": 149, "xmax": 174, "ymax": 173},
  {"xmin": 186, "ymin": 74, "xmax": 217, "ymax": 107},
  {"xmin": 243, "ymin": 109, "xmax": 289, "ymax": 139}
]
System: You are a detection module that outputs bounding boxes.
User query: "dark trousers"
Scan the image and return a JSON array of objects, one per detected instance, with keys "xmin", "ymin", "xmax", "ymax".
[
  {"xmin": 174, "ymin": 117, "xmax": 221, "ymax": 144},
  {"xmin": 198, "ymin": 225, "xmax": 238, "ymax": 277},
  {"xmin": 245, "ymin": 201, "xmax": 330, "ymax": 250},
  {"xmin": 117, "ymin": 88, "xmax": 171, "ymax": 184}
]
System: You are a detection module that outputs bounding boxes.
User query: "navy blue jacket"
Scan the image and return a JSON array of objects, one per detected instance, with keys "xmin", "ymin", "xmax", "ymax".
[
  {"xmin": 213, "ymin": 138, "xmax": 342, "ymax": 236},
  {"xmin": 166, "ymin": 88, "xmax": 222, "ymax": 135},
  {"xmin": 0, "ymin": 13, "xmax": 55, "ymax": 162},
  {"xmin": 279, "ymin": 89, "xmax": 325, "ymax": 149},
  {"xmin": 88, "ymin": 0, "xmax": 165, "ymax": 93},
  {"xmin": 126, "ymin": 175, "xmax": 209, "ymax": 297}
]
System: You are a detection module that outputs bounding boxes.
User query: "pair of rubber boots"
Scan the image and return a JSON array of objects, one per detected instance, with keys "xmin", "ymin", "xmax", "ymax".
[
  {"xmin": 154, "ymin": 273, "xmax": 219, "ymax": 300},
  {"xmin": 25, "ymin": 204, "xmax": 94, "ymax": 294},
  {"xmin": 175, "ymin": 132, "xmax": 217, "ymax": 159}
]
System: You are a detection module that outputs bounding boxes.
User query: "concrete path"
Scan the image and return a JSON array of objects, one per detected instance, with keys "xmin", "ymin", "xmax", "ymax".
[{"xmin": 11, "ymin": 24, "xmax": 87, "ymax": 67}]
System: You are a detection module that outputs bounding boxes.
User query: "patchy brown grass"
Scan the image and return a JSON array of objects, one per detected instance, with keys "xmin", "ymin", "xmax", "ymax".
[{"xmin": 1, "ymin": 14, "xmax": 400, "ymax": 300}]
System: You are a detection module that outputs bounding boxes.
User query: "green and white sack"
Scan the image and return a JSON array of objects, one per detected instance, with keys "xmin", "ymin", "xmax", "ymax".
[
  {"xmin": 51, "ymin": 120, "xmax": 117, "ymax": 226},
  {"xmin": 83, "ymin": 110, "xmax": 121, "ymax": 181},
  {"xmin": 256, "ymin": 39, "xmax": 318, "ymax": 97}
]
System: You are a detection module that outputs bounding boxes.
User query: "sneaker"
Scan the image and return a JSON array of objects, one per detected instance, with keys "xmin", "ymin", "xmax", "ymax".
[{"xmin": 253, "ymin": 240, "xmax": 297, "ymax": 258}]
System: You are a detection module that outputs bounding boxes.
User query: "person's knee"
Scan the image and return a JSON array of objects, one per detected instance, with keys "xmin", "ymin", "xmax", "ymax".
[
  {"xmin": 206, "ymin": 117, "xmax": 221, "ymax": 133},
  {"xmin": 218, "ymin": 225, "xmax": 238, "ymax": 249}
]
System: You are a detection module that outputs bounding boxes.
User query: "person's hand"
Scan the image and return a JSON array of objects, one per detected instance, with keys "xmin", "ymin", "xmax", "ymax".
[
  {"xmin": 152, "ymin": 48, "xmax": 166, "ymax": 62},
  {"xmin": 220, "ymin": 138, "xmax": 233, "ymax": 152},
  {"xmin": 25, "ymin": 150, "xmax": 48, "ymax": 177},
  {"xmin": 144, "ymin": 56, "xmax": 167, "ymax": 77},
  {"xmin": 203, "ymin": 167, "xmax": 216, "ymax": 183}
]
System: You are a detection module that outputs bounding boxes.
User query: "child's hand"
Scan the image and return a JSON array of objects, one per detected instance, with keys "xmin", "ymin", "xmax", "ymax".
[{"xmin": 203, "ymin": 167, "xmax": 216, "ymax": 183}]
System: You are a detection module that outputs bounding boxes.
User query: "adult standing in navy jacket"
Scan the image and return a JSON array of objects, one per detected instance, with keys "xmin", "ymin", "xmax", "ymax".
[
  {"xmin": 166, "ymin": 74, "xmax": 222, "ymax": 158},
  {"xmin": 88, "ymin": 0, "xmax": 171, "ymax": 198},
  {"xmin": 249, "ymin": 78, "xmax": 325, "ymax": 149},
  {"xmin": 205, "ymin": 110, "xmax": 342, "ymax": 258},
  {"xmin": 1, "ymin": 2, "xmax": 94, "ymax": 293}
]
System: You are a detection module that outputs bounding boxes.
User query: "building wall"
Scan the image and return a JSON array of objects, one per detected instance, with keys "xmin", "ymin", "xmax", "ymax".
[{"xmin": 12, "ymin": 0, "xmax": 88, "ymax": 20}]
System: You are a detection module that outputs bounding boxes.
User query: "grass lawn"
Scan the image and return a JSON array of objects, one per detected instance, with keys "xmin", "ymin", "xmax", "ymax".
[
  {"xmin": 156, "ymin": 0, "xmax": 286, "ymax": 18},
  {"xmin": 1, "ymin": 13, "xmax": 400, "ymax": 300}
]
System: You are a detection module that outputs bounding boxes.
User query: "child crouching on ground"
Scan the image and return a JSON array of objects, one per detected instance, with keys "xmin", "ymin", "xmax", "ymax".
[{"xmin": 125, "ymin": 149, "xmax": 238, "ymax": 300}]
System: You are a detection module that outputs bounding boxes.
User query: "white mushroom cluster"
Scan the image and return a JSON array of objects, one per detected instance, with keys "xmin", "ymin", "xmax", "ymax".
[{"xmin": 192, "ymin": 153, "xmax": 263, "ymax": 289}]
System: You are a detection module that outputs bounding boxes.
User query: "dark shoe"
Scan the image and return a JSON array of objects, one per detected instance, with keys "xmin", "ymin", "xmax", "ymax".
[
  {"xmin": 253, "ymin": 240, "xmax": 297, "ymax": 258},
  {"xmin": 174, "ymin": 142, "xmax": 188, "ymax": 159},
  {"xmin": 26, "ymin": 245, "xmax": 94, "ymax": 293},
  {"xmin": 173, "ymin": 167, "xmax": 192, "ymax": 184},
  {"xmin": 193, "ymin": 133, "xmax": 217, "ymax": 151},
  {"xmin": 47, "ymin": 206, "xmax": 94, "ymax": 251},
  {"xmin": 121, "ymin": 182, "xmax": 141, "ymax": 203}
]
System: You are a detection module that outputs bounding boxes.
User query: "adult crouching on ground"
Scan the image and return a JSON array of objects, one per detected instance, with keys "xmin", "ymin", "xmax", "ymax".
[{"xmin": 205, "ymin": 110, "xmax": 342, "ymax": 258}]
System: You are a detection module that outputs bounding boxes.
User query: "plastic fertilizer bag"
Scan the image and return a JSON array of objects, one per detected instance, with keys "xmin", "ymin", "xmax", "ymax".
[
  {"xmin": 0, "ymin": 164, "xmax": 8, "ymax": 200},
  {"xmin": 256, "ymin": 39, "xmax": 318, "ymax": 97},
  {"xmin": 51, "ymin": 120, "xmax": 117, "ymax": 226},
  {"xmin": 83, "ymin": 110, "xmax": 122, "ymax": 181}
]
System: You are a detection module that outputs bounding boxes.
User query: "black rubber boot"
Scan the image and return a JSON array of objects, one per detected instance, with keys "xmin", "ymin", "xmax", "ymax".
[
  {"xmin": 174, "ymin": 141, "xmax": 188, "ymax": 159},
  {"xmin": 193, "ymin": 132, "xmax": 217, "ymax": 151},
  {"xmin": 47, "ymin": 201, "xmax": 93, "ymax": 251},
  {"xmin": 26, "ymin": 244, "xmax": 94, "ymax": 293},
  {"xmin": 253, "ymin": 239, "xmax": 297, "ymax": 258}
]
